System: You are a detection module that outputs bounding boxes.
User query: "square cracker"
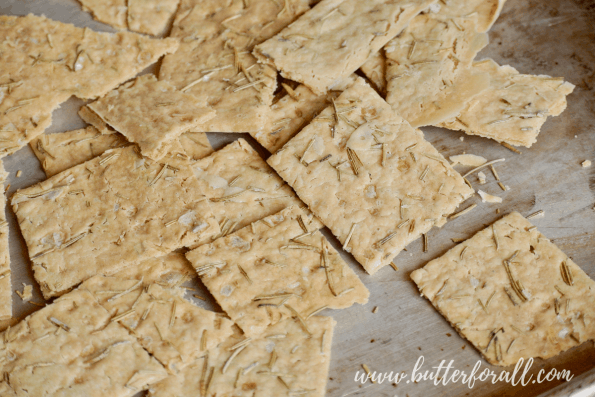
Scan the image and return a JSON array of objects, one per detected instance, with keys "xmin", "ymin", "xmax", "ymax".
[
  {"xmin": 267, "ymin": 78, "xmax": 474, "ymax": 274},
  {"xmin": 11, "ymin": 146, "xmax": 219, "ymax": 299},
  {"xmin": 186, "ymin": 206, "xmax": 368, "ymax": 337},
  {"xmin": 192, "ymin": 138, "xmax": 314, "ymax": 240},
  {"xmin": 148, "ymin": 316, "xmax": 336, "ymax": 397},
  {"xmin": 0, "ymin": 287, "xmax": 168, "ymax": 396},
  {"xmin": 80, "ymin": 276, "xmax": 235, "ymax": 373},
  {"xmin": 0, "ymin": 161, "xmax": 10, "ymax": 321},
  {"xmin": 0, "ymin": 14, "xmax": 178, "ymax": 158},
  {"xmin": 385, "ymin": 14, "xmax": 489, "ymax": 127},
  {"xmin": 159, "ymin": 0, "xmax": 310, "ymax": 133},
  {"xmin": 411, "ymin": 211, "xmax": 595, "ymax": 366},
  {"xmin": 437, "ymin": 59, "xmax": 575, "ymax": 148},
  {"xmin": 87, "ymin": 74, "xmax": 215, "ymax": 161},
  {"xmin": 253, "ymin": 0, "xmax": 437, "ymax": 95}
]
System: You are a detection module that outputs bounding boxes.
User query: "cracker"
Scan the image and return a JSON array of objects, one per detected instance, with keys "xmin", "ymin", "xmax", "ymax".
[
  {"xmin": 11, "ymin": 146, "xmax": 219, "ymax": 299},
  {"xmin": 267, "ymin": 78, "xmax": 474, "ymax": 274},
  {"xmin": 192, "ymin": 138, "xmax": 314, "ymax": 240},
  {"xmin": 78, "ymin": 105, "xmax": 115, "ymax": 134},
  {"xmin": 87, "ymin": 74, "xmax": 214, "ymax": 161},
  {"xmin": 148, "ymin": 316, "xmax": 336, "ymax": 397},
  {"xmin": 385, "ymin": 14, "xmax": 489, "ymax": 127},
  {"xmin": 435, "ymin": 0, "xmax": 507, "ymax": 33},
  {"xmin": 186, "ymin": 206, "xmax": 368, "ymax": 336},
  {"xmin": 438, "ymin": 59, "xmax": 575, "ymax": 147},
  {"xmin": 411, "ymin": 212, "xmax": 595, "ymax": 366},
  {"xmin": 360, "ymin": 50, "xmax": 387, "ymax": 94},
  {"xmin": 159, "ymin": 0, "xmax": 310, "ymax": 133},
  {"xmin": 0, "ymin": 161, "xmax": 10, "ymax": 321},
  {"xmin": 127, "ymin": 0, "xmax": 181, "ymax": 36},
  {"xmin": 177, "ymin": 131, "xmax": 214, "ymax": 161},
  {"xmin": 78, "ymin": 0, "xmax": 128, "ymax": 31},
  {"xmin": 253, "ymin": 0, "xmax": 436, "ymax": 95},
  {"xmin": 0, "ymin": 287, "xmax": 168, "ymax": 396},
  {"xmin": 112, "ymin": 252, "xmax": 196, "ymax": 288},
  {"xmin": 0, "ymin": 14, "xmax": 178, "ymax": 158},
  {"xmin": 81, "ymin": 275, "xmax": 235, "ymax": 373},
  {"xmin": 251, "ymin": 76, "xmax": 356, "ymax": 153}
]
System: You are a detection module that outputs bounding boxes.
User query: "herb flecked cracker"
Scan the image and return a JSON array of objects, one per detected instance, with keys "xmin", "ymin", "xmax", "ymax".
[
  {"xmin": 411, "ymin": 211, "xmax": 595, "ymax": 366},
  {"xmin": 253, "ymin": 0, "xmax": 437, "ymax": 95},
  {"xmin": 267, "ymin": 79, "xmax": 474, "ymax": 274},
  {"xmin": 112, "ymin": 252, "xmax": 196, "ymax": 288},
  {"xmin": 81, "ymin": 276, "xmax": 235, "ymax": 373},
  {"xmin": 11, "ymin": 146, "xmax": 219, "ymax": 299},
  {"xmin": 436, "ymin": 0, "xmax": 507, "ymax": 33},
  {"xmin": 186, "ymin": 206, "xmax": 369, "ymax": 337},
  {"xmin": 159, "ymin": 0, "xmax": 310, "ymax": 133},
  {"xmin": 87, "ymin": 74, "xmax": 215, "ymax": 161},
  {"xmin": 148, "ymin": 316, "xmax": 335, "ymax": 397},
  {"xmin": 384, "ymin": 14, "xmax": 489, "ymax": 127},
  {"xmin": 0, "ymin": 287, "xmax": 168, "ymax": 396},
  {"xmin": 0, "ymin": 161, "xmax": 10, "ymax": 321},
  {"xmin": 0, "ymin": 14, "xmax": 178, "ymax": 158},
  {"xmin": 438, "ymin": 59, "xmax": 575, "ymax": 148}
]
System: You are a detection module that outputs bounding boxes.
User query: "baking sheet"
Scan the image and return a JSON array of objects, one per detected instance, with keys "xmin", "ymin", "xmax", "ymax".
[{"xmin": 1, "ymin": 0, "xmax": 594, "ymax": 396}]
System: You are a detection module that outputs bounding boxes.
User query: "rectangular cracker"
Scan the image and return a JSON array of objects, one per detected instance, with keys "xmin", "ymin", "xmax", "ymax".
[
  {"xmin": 0, "ymin": 287, "xmax": 168, "ymax": 396},
  {"xmin": 81, "ymin": 275, "xmax": 234, "ymax": 372},
  {"xmin": 186, "ymin": 206, "xmax": 368, "ymax": 337},
  {"xmin": 11, "ymin": 146, "xmax": 219, "ymax": 299},
  {"xmin": 148, "ymin": 316, "xmax": 335, "ymax": 397},
  {"xmin": 385, "ymin": 14, "xmax": 489, "ymax": 127},
  {"xmin": 253, "ymin": 0, "xmax": 437, "ymax": 95},
  {"xmin": 87, "ymin": 74, "xmax": 214, "ymax": 161},
  {"xmin": 159, "ymin": 0, "xmax": 310, "ymax": 133},
  {"xmin": 360, "ymin": 50, "xmax": 387, "ymax": 95},
  {"xmin": 438, "ymin": 59, "xmax": 575, "ymax": 147},
  {"xmin": 192, "ymin": 138, "xmax": 314, "ymax": 240},
  {"xmin": 267, "ymin": 78, "xmax": 475, "ymax": 274},
  {"xmin": 0, "ymin": 14, "xmax": 178, "ymax": 158},
  {"xmin": 411, "ymin": 211, "xmax": 595, "ymax": 366},
  {"xmin": 435, "ymin": 0, "xmax": 507, "ymax": 33},
  {"xmin": 0, "ymin": 161, "xmax": 10, "ymax": 321}
]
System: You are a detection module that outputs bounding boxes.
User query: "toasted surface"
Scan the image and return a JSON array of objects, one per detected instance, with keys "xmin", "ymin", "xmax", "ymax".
[
  {"xmin": 438, "ymin": 59, "xmax": 575, "ymax": 147},
  {"xmin": 12, "ymin": 146, "xmax": 219, "ymax": 299},
  {"xmin": 159, "ymin": 0, "xmax": 310, "ymax": 133},
  {"xmin": 0, "ymin": 14, "xmax": 178, "ymax": 158},
  {"xmin": 267, "ymin": 79, "xmax": 474, "ymax": 274},
  {"xmin": 81, "ymin": 276, "xmax": 234, "ymax": 373},
  {"xmin": 148, "ymin": 316, "xmax": 336, "ymax": 397},
  {"xmin": 411, "ymin": 212, "xmax": 595, "ymax": 366},
  {"xmin": 0, "ymin": 287, "xmax": 168, "ymax": 396},
  {"xmin": 186, "ymin": 206, "xmax": 368, "ymax": 336},
  {"xmin": 253, "ymin": 0, "xmax": 436, "ymax": 94},
  {"xmin": 360, "ymin": 50, "xmax": 387, "ymax": 94},
  {"xmin": 385, "ymin": 14, "xmax": 489, "ymax": 127},
  {"xmin": 436, "ymin": 0, "xmax": 507, "ymax": 33},
  {"xmin": 192, "ymin": 138, "xmax": 311, "ymax": 238},
  {"xmin": 87, "ymin": 74, "xmax": 215, "ymax": 161},
  {"xmin": 0, "ymin": 161, "xmax": 10, "ymax": 321}
]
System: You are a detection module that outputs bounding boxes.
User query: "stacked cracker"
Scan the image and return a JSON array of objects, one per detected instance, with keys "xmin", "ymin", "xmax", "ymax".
[{"xmin": 0, "ymin": 0, "xmax": 591, "ymax": 395}]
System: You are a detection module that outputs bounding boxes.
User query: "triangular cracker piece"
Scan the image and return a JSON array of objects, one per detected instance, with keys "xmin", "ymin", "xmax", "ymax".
[
  {"xmin": 436, "ymin": 0, "xmax": 507, "ymax": 33},
  {"xmin": 411, "ymin": 212, "xmax": 595, "ymax": 366},
  {"xmin": 81, "ymin": 275, "xmax": 235, "ymax": 373},
  {"xmin": 253, "ymin": 0, "xmax": 437, "ymax": 95},
  {"xmin": 0, "ymin": 161, "xmax": 10, "ymax": 321},
  {"xmin": 159, "ymin": 0, "xmax": 310, "ymax": 133},
  {"xmin": 87, "ymin": 74, "xmax": 215, "ymax": 161},
  {"xmin": 385, "ymin": 14, "xmax": 489, "ymax": 128},
  {"xmin": 148, "ymin": 316, "xmax": 335, "ymax": 397},
  {"xmin": 267, "ymin": 78, "xmax": 475, "ymax": 274},
  {"xmin": 360, "ymin": 50, "xmax": 387, "ymax": 95},
  {"xmin": 0, "ymin": 287, "xmax": 168, "ymax": 396},
  {"xmin": 12, "ymin": 146, "xmax": 219, "ymax": 298},
  {"xmin": 438, "ymin": 59, "xmax": 575, "ymax": 147},
  {"xmin": 0, "ymin": 14, "xmax": 178, "ymax": 158},
  {"xmin": 186, "ymin": 206, "xmax": 369, "ymax": 337}
]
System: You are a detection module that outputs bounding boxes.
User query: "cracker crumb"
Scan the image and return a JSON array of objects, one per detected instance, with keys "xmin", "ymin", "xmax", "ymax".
[
  {"xmin": 16, "ymin": 283, "xmax": 33, "ymax": 301},
  {"xmin": 478, "ymin": 171, "xmax": 487, "ymax": 185},
  {"xmin": 450, "ymin": 154, "xmax": 488, "ymax": 167},
  {"xmin": 372, "ymin": 306, "xmax": 379, "ymax": 314},
  {"xmin": 16, "ymin": 170, "xmax": 22, "ymax": 178},
  {"xmin": 478, "ymin": 190, "xmax": 502, "ymax": 204},
  {"xmin": 582, "ymin": 160, "xmax": 591, "ymax": 168}
]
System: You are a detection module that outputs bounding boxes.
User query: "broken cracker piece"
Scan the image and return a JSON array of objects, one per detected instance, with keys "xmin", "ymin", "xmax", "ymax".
[
  {"xmin": 12, "ymin": 146, "xmax": 219, "ymax": 299},
  {"xmin": 148, "ymin": 316, "xmax": 335, "ymax": 397},
  {"xmin": 16, "ymin": 284, "xmax": 33, "ymax": 302},
  {"xmin": 267, "ymin": 78, "xmax": 474, "ymax": 274},
  {"xmin": 159, "ymin": 0, "xmax": 310, "ymax": 133},
  {"xmin": 360, "ymin": 50, "xmax": 387, "ymax": 95},
  {"xmin": 411, "ymin": 211, "xmax": 595, "ymax": 366},
  {"xmin": 438, "ymin": 59, "xmax": 575, "ymax": 148},
  {"xmin": 0, "ymin": 161, "xmax": 10, "ymax": 321},
  {"xmin": 87, "ymin": 74, "xmax": 215, "ymax": 161},
  {"xmin": 186, "ymin": 206, "xmax": 369, "ymax": 337},
  {"xmin": 477, "ymin": 190, "xmax": 502, "ymax": 203},
  {"xmin": 434, "ymin": 0, "xmax": 507, "ymax": 33},
  {"xmin": 0, "ymin": 14, "xmax": 178, "ymax": 158},
  {"xmin": 450, "ymin": 154, "xmax": 488, "ymax": 167}
]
